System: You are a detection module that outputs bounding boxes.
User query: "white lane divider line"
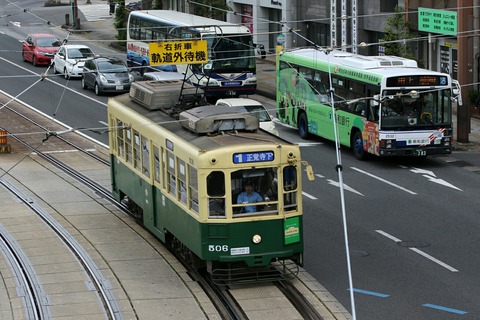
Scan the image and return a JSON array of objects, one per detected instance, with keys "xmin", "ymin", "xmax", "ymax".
[
  {"xmin": 351, "ymin": 167, "xmax": 417, "ymax": 195},
  {"xmin": 375, "ymin": 230, "xmax": 458, "ymax": 272}
]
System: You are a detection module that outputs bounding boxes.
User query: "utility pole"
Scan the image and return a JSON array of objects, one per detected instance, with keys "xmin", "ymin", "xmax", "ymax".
[{"xmin": 457, "ymin": 0, "xmax": 472, "ymax": 142}]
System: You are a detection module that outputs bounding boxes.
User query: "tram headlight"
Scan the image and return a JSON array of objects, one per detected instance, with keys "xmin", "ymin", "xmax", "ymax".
[{"xmin": 252, "ymin": 234, "xmax": 262, "ymax": 244}]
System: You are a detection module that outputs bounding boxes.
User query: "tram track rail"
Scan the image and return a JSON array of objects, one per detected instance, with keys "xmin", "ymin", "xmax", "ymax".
[
  {"xmin": 0, "ymin": 96, "xmax": 344, "ymax": 320},
  {"xmin": 0, "ymin": 178, "xmax": 121, "ymax": 320},
  {"xmin": 0, "ymin": 225, "xmax": 49, "ymax": 320}
]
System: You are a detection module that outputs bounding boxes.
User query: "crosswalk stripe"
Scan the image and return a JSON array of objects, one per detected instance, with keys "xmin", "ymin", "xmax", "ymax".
[{"xmin": 78, "ymin": 3, "xmax": 111, "ymax": 22}]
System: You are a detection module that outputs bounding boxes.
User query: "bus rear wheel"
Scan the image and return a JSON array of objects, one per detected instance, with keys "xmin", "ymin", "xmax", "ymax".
[
  {"xmin": 298, "ymin": 112, "xmax": 310, "ymax": 139},
  {"xmin": 352, "ymin": 130, "xmax": 367, "ymax": 160}
]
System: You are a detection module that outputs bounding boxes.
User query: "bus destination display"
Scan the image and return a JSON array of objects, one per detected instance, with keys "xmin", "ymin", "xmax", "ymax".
[{"xmin": 386, "ymin": 75, "xmax": 448, "ymax": 87}]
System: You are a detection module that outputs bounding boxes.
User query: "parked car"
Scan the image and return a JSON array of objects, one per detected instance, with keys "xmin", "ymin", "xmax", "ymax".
[
  {"xmin": 215, "ymin": 98, "xmax": 278, "ymax": 135},
  {"xmin": 22, "ymin": 33, "xmax": 62, "ymax": 66},
  {"xmin": 52, "ymin": 44, "xmax": 95, "ymax": 79},
  {"xmin": 81, "ymin": 56, "xmax": 134, "ymax": 95}
]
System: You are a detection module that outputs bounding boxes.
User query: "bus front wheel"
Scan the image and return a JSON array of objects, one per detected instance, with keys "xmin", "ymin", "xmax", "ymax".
[
  {"xmin": 298, "ymin": 112, "xmax": 310, "ymax": 139},
  {"xmin": 352, "ymin": 130, "xmax": 367, "ymax": 160}
]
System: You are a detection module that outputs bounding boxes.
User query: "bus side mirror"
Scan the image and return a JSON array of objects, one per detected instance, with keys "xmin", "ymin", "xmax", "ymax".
[{"xmin": 372, "ymin": 94, "xmax": 380, "ymax": 106}]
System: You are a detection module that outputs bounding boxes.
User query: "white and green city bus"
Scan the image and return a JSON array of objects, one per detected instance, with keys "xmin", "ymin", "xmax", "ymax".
[{"xmin": 277, "ymin": 48, "xmax": 455, "ymax": 159}]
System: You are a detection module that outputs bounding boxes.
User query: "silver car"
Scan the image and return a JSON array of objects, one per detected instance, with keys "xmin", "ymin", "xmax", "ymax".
[{"xmin": 81, "ymin": 56, "xmax": 134, "ymax": 96}]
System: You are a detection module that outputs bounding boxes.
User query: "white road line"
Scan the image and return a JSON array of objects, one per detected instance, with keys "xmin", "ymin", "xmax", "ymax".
[
  {"xmin": 302, "ymin": 191, "xmax": 317, "ymax": 200},
  {"xmin": 351, "ymin": 167, "xmax": 417, "ymax": 195},
  {"xmin": 375, "ymin": 230, "xmax": 459, "ymax": 272}
]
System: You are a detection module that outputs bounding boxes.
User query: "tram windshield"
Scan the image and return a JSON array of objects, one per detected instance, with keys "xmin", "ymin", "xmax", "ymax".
[{"xmin": 208, "ymin": 166, "xmax": 298, "ymax": 219}]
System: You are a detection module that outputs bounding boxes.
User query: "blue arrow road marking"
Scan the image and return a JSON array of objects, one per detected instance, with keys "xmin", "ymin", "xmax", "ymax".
[
  {"xmin": 422, "ymin": 304, "xmax": 467, "ymax": 315},
  {"xmin": 349, "ymin": 288, "xmax": 390, "ymax": 298}
]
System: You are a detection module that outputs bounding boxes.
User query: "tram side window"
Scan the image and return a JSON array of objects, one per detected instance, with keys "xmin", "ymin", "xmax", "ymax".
[
  {"xmin": 133, "ymin": 130, "xmax": 141, "ymax": 170},
  {"xmin": 116, "ymin": 119, "xmax": 124, "ymax": 158},
  {"xmin": 141, "ymin": 136, "xmax": 150, "ymax": 177},
  {"xmin": 153, "ymin": 145, "xmax": 161, "ymax": 184},
  {"xmin": 177, "ymin": 158, "xmax": 187, "ymax": 204},
  {"xmin": 167, "ymin": 151, "xmax": 176, "ymax": 196},
  {"xmin": 189, "ymin": 166, "xmax": 198, "ymax": 213},
  {"xmin": 283, "ymin": 166, "xmax": 298, "ymax": 212},
  {"xmin": 125, "ymin": 127, "xmax": 132, "ymax": 164},
  {"xmin": 207, "ymin": 171, "xmax": 225, "ymax": 218}
]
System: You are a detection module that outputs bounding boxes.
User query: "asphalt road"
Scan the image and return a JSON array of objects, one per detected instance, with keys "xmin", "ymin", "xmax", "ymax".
[{"xmin": 2, "ymin": 2, "xmax": 480, "ymax": 319}]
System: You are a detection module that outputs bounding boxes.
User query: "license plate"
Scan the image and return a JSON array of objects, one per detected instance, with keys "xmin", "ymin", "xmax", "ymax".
[
  {"xmin": 413, "ymin": 149, "xmax": 426, "ymax": 156},
  {"xmin": 222, "ymin": 81, "xmax": 241, "ymax": 86},
  {"xmin": 115, "ymin": 85, "xmax": 124, "ymax": 90}
]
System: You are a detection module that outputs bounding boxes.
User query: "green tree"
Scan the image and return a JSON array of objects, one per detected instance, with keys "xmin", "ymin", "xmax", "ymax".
[
  {"xmin": 191, "ymin": 0, "xmax": 228, "ymax": 21},
  {"xmin": 380, "ymin": 5, "xmax": 415, "ymax": 59}
]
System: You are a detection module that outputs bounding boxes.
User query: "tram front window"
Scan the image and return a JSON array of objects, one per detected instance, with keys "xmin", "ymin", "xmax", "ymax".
[{"xmin": 231, "ymin": 168, "xmax": 278, "ymax": 217}]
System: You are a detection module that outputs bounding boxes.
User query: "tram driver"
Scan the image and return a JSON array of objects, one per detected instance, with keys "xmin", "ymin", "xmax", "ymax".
[{"xmin": 237, "ymin": 180, "xmax": 263, "ymax": 213}]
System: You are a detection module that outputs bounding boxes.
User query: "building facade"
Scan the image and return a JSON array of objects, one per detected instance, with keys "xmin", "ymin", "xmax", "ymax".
[{"xmin": 162, "ymin": 0, "xmax": 477, "ymax": 103}]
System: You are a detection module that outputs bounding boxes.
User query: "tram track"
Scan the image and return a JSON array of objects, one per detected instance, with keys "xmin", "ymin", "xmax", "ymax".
[
  {"xmin": 0, "ymin": 94, "xmax": 348, "ymax": 320},
  {"xmin": 0, "ymin": 178, "xmax": 121, "ymax": 320},
  {"xmin": 0, "ymin": 225, "xmax": 49, "ymax": 320}
]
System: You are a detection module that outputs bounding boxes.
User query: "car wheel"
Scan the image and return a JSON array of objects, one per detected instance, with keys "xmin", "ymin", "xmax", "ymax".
[
  {"xmin": 52, "ymin": 63, "xmax": 58, "ymax": 74},
  {"xmin": 32, "ymin": 56, "xmax": 37, "ymax": 67},
  {"xmin": 352, "ymin": 130, "xmax": 367, "ymax": 160},
  {"xmin": 64, "ymin": 68, "xmax": 70, "ymax": 80},
  {"xmin": 94, "ymin": 83, "xmax": 101, "ymax": 96},
  {"xmin": 81, "ymin": 77, "xmax": 88, "ymax": 90}
]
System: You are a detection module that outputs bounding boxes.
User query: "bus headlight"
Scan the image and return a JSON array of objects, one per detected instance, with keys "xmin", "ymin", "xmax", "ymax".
[
  {"xmin": 443, "ymin": 137, "xmax": 451, "ymax": 146},
  {"xmin": 380, "ymin": 139, "xmax": 394, "ymax": 149},
  {"xmin": 252, "ymin": 234, "xmax": 262, "ymax": 244}
]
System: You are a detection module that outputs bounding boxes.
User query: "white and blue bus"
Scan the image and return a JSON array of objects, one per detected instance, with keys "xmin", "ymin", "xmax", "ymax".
[{"xmin": 126, "ymin": 10, "xmax": 257, "ymax": 98}]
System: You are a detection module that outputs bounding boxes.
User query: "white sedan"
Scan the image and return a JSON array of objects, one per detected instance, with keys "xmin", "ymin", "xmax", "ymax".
[
  {"xmin": 215, "ymin": 98, "xmax": 278, "ymax": 135},
  {"xmin": 52, "ymin": 44, "xmax": 95, "ymax": 79}
]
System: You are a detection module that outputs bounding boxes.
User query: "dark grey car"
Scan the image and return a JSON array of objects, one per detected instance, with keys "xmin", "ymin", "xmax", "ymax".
[{"xmin": 81, "ymin": 57, "xmax": 134, "ymax": 95}]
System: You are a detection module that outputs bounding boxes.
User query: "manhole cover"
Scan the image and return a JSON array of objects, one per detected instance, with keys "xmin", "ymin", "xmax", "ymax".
[
  {"xmin": 349, "ymin": 250, "xmax": 370, "ymax": 257},
  {"xmin": 397, "ymin": 241, "xmax": 430, "ymax": 248}
]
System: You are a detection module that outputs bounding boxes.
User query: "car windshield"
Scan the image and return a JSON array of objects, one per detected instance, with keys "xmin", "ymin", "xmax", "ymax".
[
  {"xmin": 233, "ymin": 105, "xmax": 272, "ymax": 122},
  {"xmin": 98, "ymin": 61, "xmax": 127, "ymax": 73},
  {"xmin": 36, "ymin": 37, "xmax": 61, "ymax": 47},
  {"xmin": 67, "ymin": 48, "xmax": 94, "ymax": 59}
]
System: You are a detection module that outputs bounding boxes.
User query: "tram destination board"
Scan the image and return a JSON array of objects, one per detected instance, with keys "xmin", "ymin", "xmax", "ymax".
[
  {"xmin": 233, "ymin": 151, "xmax": 274, "ymax": 164},
  {"xmin": 386, "ymin": 75, "xmax": 448, "ymax": 87}
]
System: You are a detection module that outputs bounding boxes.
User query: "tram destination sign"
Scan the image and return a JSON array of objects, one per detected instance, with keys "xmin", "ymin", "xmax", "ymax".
[
  {"xmin": 233, "ymin": 151, "xmax": 274, "ymax": 164},
  {"xmin": 418, "ymin": 7, "xmax": 457, "ymax": 36},
  {"xmin": 149, "ymin": 40, "xmax": 208, "ymax": 65}
]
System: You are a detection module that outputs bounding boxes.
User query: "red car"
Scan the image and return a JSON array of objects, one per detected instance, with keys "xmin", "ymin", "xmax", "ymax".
[{"xmin": 22, "ymin": 33, "xmax": 62, "ymax": 66}]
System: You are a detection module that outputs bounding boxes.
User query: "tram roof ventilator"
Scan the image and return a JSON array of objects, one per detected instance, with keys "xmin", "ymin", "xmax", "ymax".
[{"xmin": 128, "ymin": 79, "xmax": 259, "ymax": 135}]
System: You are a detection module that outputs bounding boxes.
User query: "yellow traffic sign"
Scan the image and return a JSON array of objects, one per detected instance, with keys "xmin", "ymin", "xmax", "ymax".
[{"xmin": 149, "ymin": 40, "xmax": 208, "ymax": 65}]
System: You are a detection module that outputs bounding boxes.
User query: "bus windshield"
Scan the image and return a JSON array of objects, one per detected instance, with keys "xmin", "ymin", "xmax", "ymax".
[
  {"xmin": 207, "ymin": 35, "xmax": 255, "ymax": 73},
  {"xmin": 381, "ymin": 89, "xmax": 452, "ymax": 129}
]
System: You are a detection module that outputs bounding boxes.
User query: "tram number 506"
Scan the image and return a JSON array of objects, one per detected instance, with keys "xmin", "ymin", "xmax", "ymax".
[{"xmin": 208, "ymin": 245, "xmax": 229, "ymax": 252}]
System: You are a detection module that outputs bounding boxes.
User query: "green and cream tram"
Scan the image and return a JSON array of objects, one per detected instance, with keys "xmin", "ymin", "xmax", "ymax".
[{"xmin": 108, "ymin": 81, "xmax": 307, "ymax": 281}]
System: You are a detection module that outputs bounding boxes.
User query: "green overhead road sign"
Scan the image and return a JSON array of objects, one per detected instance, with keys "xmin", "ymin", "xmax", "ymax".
[{"xmin": 418, "ymin": 7, "xmax": 457, "ymax": 36}]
